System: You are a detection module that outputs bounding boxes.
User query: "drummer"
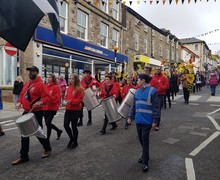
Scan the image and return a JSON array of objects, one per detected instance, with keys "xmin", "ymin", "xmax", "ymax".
[
  {"xmin": 78, "ymin": 69, "xmax": 100, "ymax": 126},
  {"xmin": 12, "ymin": 66, "xmax": 52, "ymax": 165},
  {"xmin": 99, "ymin": 73, "xmax": 118, "ymax": 135}
]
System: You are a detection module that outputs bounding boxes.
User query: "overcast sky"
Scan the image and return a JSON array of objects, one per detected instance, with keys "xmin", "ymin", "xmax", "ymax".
[{"xmin": 128, "ymin": 0, "xmax": 220, "ymax": 53}]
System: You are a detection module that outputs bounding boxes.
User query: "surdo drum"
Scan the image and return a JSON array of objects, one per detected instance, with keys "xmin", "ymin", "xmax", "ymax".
[{"xmin": 83, "ymin": 88, "xmax": 100, "ymax": 111}]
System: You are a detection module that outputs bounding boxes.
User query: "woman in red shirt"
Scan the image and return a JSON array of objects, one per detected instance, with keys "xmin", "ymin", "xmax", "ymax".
[
  {"xmin": 63, "ymin": 74, "xmax": 84, "ymax": 149},
  {"xmin": 44, "ymin": 74, "xmax": 62, "ymax": 141}
]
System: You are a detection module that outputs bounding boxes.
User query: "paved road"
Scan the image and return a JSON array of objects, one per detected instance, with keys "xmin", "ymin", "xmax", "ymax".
[{"xmin": 0, "ymin": 87, "xmax": 220, "ymax": 180}]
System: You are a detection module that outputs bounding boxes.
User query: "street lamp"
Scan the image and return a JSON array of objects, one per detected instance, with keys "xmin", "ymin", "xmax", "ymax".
[{"xmin": 113, "ymin": 46, "xmax": 118, "ymax": 72}]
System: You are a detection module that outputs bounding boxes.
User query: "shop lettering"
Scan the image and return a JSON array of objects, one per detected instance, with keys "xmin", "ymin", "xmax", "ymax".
[{"xmin": 84, "ymin": 46, "xmax": 103, "ymax": 55}]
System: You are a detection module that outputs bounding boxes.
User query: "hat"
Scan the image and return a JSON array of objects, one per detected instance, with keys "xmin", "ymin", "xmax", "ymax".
[
  {"xmin": 26, "ymin": 66, "xmax": 39, "ymax": 73},
  {"xmin": 83, "ymin": 69, "xmax": 91, "ymax": 74},
  {"xmin": 138, "ymin": 74, "xmax": 151, "ymax": 83}
]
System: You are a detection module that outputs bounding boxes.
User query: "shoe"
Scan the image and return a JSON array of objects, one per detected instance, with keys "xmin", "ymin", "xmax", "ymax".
[
  {"xmin": 154, "ymin": 127, "xmax": 159, "ymax": 131},
  {"xmin": 186, "ymin": 101, "xmax": 189, "ymax": 104},
  {"xmin": 87, "ymin": 121, "xmax": 92, "ymax": 126},
  {"xmin": 142, "ymin": 164, "xmax": 148, "ymax": 172},
  {"xmin": 67, "ymin": 140, "xmax": 73, "ymax": 148},
  {"xmin": 77, "ymin": 122, "xmax": 83, "ymax": 127},
  {"xmin": 110, "ymin": 126, "xmax": 117, "ymax": 130},
  {"xmin": 71, "ymin": 142, "xmax": 78, "ymax": 149},
  {"xmin": 0, "ymin": 132, "xmax": 5, "ymax": 136},
  {"xmin": 56, "ymin": 130, "xmax": 63, "ymax": 140},
  {"xmin": 12, "ymin": 158, "xmax": 29, "ymax": 165},
  {"xmin": 100, "ymin": 130, "xmax": 106, "ymax": 135},
  {"xmin": 138, "ymin": 158, "xmax": 142, "ymax": 164},
  {"xmin": 41, "ymin": 150, "xmax": 52, "ymax": 158}
]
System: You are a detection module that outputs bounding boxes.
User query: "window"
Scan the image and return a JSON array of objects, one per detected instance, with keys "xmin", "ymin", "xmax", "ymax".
[
  {"xmin": 152, "ymin": 41, "xmax": 155, "ymax": 57},
  {"xmin": 112, "ymin": 29, "xmax": 119, "ymax": 47},
  {"xmin": 100, "ymin": 22, "xmax": 108, "ymax": 47},
  {"xmin": 135, "ymin": 33, "xmax": 139, "ymax": 51},
  {"xmin": 77, "ymin": 9, "xmax": 88, "ymax": 40},
  {"xmin": 100, "ymin": 0, "xmax": 108, "ymax": 13},
  {"xmin": 167, "ymin": 36, "xmax": 169, "ymax": 44},
  {"xmin": 167, "ymin": 49, "xmax": 169, "ymax": 59},
  {"xmin": 152, "ymin": 29, "xmax": 155, "ymax": 36},
  {"xmin": 144, "ymin": 39, "xmax": 148, "ymax": 53},
  {"xmin": 112, "ymin": 0, "xmax": 119, "ymax": 20},
  {"xmin": 195, "ymin": 44, "xmax": 198, "ymax": 51},
  {"xmin": 176, "ymin": 53, "xmax": 179, "ymax": 61},
  {"xmin": 57, "ymin": 2, "xmax": 68, "ymax": 33},
  {"xmin": 160, "ymin": 46, "xmax": 163, "ymax": 56}
]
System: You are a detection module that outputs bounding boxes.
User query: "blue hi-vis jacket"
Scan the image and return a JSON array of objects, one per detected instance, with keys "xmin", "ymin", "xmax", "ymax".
[
  {"xmin": 128, "ymin": 84, "xmax": 160, "ymax": 125},
  {"xmin": 0, "ymin": 89, "xmax": 3, "ymax": 110}
]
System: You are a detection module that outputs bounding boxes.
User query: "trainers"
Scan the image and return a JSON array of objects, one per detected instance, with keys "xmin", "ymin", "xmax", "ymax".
[
  {"xmin": 12, "ymin": 158, "xmax": 29, "ymax": 165},
  {"xmin": 0, "ymin": 132, "xmax": 5, "ymax": 136},
  {"xmin": 142, "ymin": 164, "xmax": 148, "ymax": 172},
  {"xmin": 41, "ymin": 150, "xmax": 52, "ymax": 158},
  {"xmin": 56, "ymin": 130, "xmax": 63, "ymax": 140},
  {"xmin": 67, "ymin": 140, "xmax": 73, "ymax": 148},
  {"xmin": 77, "ymin": 122, "xmax": 83, "ymax": 127},
  {"xmin": 87, "ymin": 121, "xmax": 92, "ymax": 126},
  {"xmin": 71, "ymin": 142, "xmax": 78, "ymax": 149},
  {"xmin": 100, "ymin": 129, "xmax": 106, "ymax": 135}
]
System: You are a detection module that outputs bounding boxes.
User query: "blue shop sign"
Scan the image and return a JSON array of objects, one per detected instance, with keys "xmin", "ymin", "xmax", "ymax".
[{"xmin": 35, "ymin": 26, "xmax": 128, "ymax": 63}]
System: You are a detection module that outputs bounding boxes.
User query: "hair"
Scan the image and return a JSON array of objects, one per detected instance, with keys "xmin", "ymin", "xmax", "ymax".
[
  {"xmin": 16, "ymin": 76, "xmax": 23, "ymax": 82},
  {"xmin": 105, "ymin": 73, "xmax": 112, "ymax": 80},
  {"xmin": 48, "ymin": 73, "xmax": 58, "ymax": 85}
]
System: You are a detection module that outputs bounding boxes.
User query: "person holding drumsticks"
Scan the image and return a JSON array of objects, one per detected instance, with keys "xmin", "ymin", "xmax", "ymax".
[
  {"xmin": 12, "ymin": 66, "xmax": 52, "ymax": 165},
  {"xmin": 62, "ymin": 73, "xmax": 84, "ymax": 149},
  {"xmin": 44, "ymin": 73, "xmax": 63, "ymax": 141},
  {"xmin": 78, "ymin": 69, "xmax": 100, "ymax": 126},
  {"xmin": 99, "ymin": 73, "xmax": 119, "ymax": 135}
]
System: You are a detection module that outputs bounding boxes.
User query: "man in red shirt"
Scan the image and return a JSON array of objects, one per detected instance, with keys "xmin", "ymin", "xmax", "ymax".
[
  {"xmin": 151, "ymin": 66, "xmax": 169, "ymax": 130},
  {"xmin": 78, "ymin": 70, "xmax": 100, "ymax": 126}
]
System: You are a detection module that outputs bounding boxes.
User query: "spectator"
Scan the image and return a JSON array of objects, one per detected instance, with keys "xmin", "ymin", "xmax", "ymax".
[{"xmin": 13, "ymin": 76, "xmax": 24, "ymax": 109}]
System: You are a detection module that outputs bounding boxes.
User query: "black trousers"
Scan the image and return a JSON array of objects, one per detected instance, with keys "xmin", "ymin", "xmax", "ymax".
[
  {"xmin": 20, "ymin": 111, "xmax": 51, "ymax": 159},
  {"xmin": 64, "ymin": 110, "xmax": 80, "ymax": 143},
  {"xmin": 79, "ymin": 103, "xmax": 92, "ymax": 123},
  {"xmin": 44, "ymin": 110, "xmax": 61, "ymax": 140},
  {"xmin": 102, "ymin": 114, "xmax": 117, "ymax": 131},
  {"xmin": 183, "ymin": 87, "xmax": 190, "ymax": 102},
  {"xmin": 136, "ymin": 124, "xmax": 152, "ymax": 166},
  {"xmin": 158, "ymin": 95, "xmax": 164, "ymax": 127}
]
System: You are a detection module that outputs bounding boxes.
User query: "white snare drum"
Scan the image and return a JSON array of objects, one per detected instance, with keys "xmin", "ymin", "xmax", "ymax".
[
  {"xmin": 83, "ymin": 88, "xmax": 100, "ymax": 111},
  {"xmin": 15, "ymin": 113, "xmax": 39, "ymax": 137}
]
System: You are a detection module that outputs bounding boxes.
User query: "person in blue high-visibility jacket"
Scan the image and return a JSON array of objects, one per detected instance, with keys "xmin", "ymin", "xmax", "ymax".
[
  {"xmin": 127, "ymin": 74, "xmax": 160, "ymax": 173},
  {"xmin": 0, "ymin": 89, "xmax": 5, "ymax": 136}
]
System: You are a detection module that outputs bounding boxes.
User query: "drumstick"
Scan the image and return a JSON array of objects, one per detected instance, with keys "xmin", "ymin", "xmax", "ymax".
[{"xmin": 28, "ymin": 107, "xmax": 35, "ymax": 113}]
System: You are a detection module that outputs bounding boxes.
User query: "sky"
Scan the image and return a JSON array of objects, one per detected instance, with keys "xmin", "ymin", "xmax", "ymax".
[{"xmin": 127, "ymin": 0, "xmax": 220, "ymax": 53}]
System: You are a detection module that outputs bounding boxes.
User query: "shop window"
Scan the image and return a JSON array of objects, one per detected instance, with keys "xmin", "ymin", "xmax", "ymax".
[{"xmin": 77, "ymin": 9, "xmax": 88, "ymax": 40}]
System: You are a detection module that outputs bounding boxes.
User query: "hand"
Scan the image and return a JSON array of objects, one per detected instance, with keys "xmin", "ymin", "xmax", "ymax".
[
  {"xmin": 16, "ymin": 103, "xmax": 21, "ymax": 111},
  {"xmin": 32, "ymin": 101, "xmax": 43, "ymax": 108},
  {"xmin": 152, "ymin": 123, "xmax": 157, "ymax": 128},
  {"xmin": 127, "ymin": 119, "xmax": 132, "ymax": 125}
]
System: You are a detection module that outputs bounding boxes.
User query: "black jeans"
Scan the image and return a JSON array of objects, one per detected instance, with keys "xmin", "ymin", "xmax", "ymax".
[
  {"xmin": 102, "ymin": 114, "xmax": 117, "ymax": 132},
  {"xmin": 158, "ymin": 95, "xmax": 164, "ymax": 126},
  {"xmin": 20, "ymin": 111, "xmax": 51, "ymax": 159},
  {"xmin": 183, "ymin": 87, "xmax": 189, "ymax": 103},
  {"xmin": 44, "ymin": 110, "xmax": 61, "ymax": 140},
  {"xmin": 79, "ymin": 102, "xmax": 92, "ymax": 123},
  {"xmin": 136, "ymin": 124, "xmax": 152, "ymax": 166},
  {"xmin": 64, "ymin": 110, "xmax": 80, "ymax": 143}
]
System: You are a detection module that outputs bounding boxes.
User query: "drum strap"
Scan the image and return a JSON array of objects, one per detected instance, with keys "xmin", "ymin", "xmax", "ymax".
[
  {"xmin": 25, "ymin": 84, "xmax": 34, "ymax": 102},
  {"xmin": 84, "ymin": 77, "xmax": 92, "ymax": 88},
  {"xmin": 105, "ymin": 84, "xmax": 113, "ymax": 97}
]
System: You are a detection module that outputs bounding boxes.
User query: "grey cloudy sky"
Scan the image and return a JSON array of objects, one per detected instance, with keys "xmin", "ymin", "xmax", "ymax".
[{"xmin": 128, "ymin": 0, "xmax": 220, "ymax": 53}]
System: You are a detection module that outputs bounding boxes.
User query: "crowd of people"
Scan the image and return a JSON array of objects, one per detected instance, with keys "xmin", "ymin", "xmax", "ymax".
[{"xmin": 0, "ymin": 64, "xmax": 219, "ymax": 173}]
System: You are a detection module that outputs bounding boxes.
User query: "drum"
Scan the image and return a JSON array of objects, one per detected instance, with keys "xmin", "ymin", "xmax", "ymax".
[
  {"xmin": 117, "ymin": 101, "xmax": 131, "ymax": 119},
  {"xmin": 101, "ymin": 96, "xmax": 122, "ymax": 123},
  {"xmin": 83, "ymin": 88, "xmax": 100, "ymax": 111},
  {"xmin": 122, "ymin": 88, "xmax": 136, "ymax": 107},
  {"xmin": 15, "ymin": 113, "xmax": 39, "ymax": 137}
]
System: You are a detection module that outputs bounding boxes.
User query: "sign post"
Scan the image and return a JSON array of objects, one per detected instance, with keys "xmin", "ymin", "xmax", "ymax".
[{"xmin": 4, "ymin": 42, "xmax": 17, "ymax": 56}]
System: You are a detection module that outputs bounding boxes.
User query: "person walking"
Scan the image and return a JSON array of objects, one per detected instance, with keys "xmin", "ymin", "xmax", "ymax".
[
  {"xmin": 12, "ymin": 66, "xmax": 52, "ymax": 165},
  {"xmin": 63, "ymin": 73, "xmax": 84, "ymax": 149},
  {"xmin": 58, "ymin": 74, "xmax": 67, "ymax": 104},
  {"xmin": 0, "ymin": 89, "xmax": 5, "ymax": 136},
  {"xmin": 78, "ymin": 69, "xmax": 100, "ymax": 126},
  {"xmin": 208, "ymin": 68, "xmax": 219, "ymax": 96},
  {"xmin": 127, "ymin": 74, "xmax": 160, "ymax": 173},
  {"xmin": 99, "ymin": 73, "xmax": 119, "ymax": 135},
  {"xmin": 13, "ymin": 76, "xmax": 24, "ymax": 109},
  {"xmin": 180, "ymin": 69, "xmax": 190, "ymax": 104},
  {"xmin": 44, "ymin": 74, "xmax": 63, "ymax": 141}
]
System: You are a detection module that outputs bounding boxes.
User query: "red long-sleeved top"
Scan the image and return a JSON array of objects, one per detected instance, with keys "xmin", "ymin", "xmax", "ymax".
[
  {"xmin": 18, "ymin": 76, "xmax": 49, "ymax": 112},
  {"xmin": 44, "ymin": 83, "xmax": 61, "ymax": 111},
  {"xmin": 64, "ymin": 85, "xmax": 84, "ymax": 110},
  {"xmin": 151, "ymin": 74, "xmax": 169, "ymax": 95},
  {"xmin": 81, "ymin": 76, "xmax": 100, "ymax": 89},
  {"xmin": 99, "ymin": 82, "xmax": 118, "ymax": 99},
  {"xmin": 121, "ymin": 84, "xmax": 135, "ymax": 100}
]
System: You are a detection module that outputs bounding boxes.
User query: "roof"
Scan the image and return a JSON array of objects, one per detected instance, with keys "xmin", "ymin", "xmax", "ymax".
[
  {"xmin": 181, "ymin": 45, "xmax": 200, "ymax": 58},
  {"xmin": 179, "ymin": 38, "xmax": 210, "ymax": 50}
]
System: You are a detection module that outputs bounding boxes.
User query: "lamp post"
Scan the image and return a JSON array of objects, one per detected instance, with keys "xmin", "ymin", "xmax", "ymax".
[{"xmin": 113, "ymin": 46, "xmax": 118, "ymax": 72}]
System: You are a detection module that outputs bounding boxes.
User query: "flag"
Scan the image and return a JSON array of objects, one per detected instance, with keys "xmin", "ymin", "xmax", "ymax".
[{"xmin": 0, "ymin": 0, "xmax": 63, "ymax": 51}]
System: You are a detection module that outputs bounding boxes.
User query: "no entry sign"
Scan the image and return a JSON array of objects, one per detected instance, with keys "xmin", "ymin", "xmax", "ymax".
[{"xmin": 4, "ymin": 42, "xmax": 17, "ymax": 56}]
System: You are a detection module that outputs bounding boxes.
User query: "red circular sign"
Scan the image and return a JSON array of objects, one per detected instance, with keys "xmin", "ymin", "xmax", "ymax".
[{"xmin": 4, "ymin": 42, "xmax": 17, "ymax": 56}]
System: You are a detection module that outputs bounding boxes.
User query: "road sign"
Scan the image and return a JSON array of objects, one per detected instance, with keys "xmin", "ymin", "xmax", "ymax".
[{"xmin": 4, "ymin": 42, "xmax": 17, "ymax": 56}]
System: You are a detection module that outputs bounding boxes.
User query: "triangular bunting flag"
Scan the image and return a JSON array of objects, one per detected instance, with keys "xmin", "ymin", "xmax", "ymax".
[
  {"xmin": 163, "ymin": 0, "xmax": 166, "ymax": 5},
  {"xmin": 129, "ymin": 1, "xmax": 132, "ymax": 5},
  {"xmin": 149, "ymin": 0, "xmax": 153, "ymax": 4},
  {"xmin": 188, "ymin": 0, "xmax": 191, "ymax": 3},
  {"xmin": 182, "ymin": 0, "xmax": 184, "ymax": 4},
  {"xmin": 156, "ymin": 0, "xmax": 159, "ymax": 4},
  {"xmin": 169, "ymin": 0, "xmax": 172, "ymax": 4},
  {"xmin": 137, "ymin": 0, "xmax": 141, "ymax": 4},
  {"xmin": 176, "ymin": 0, "xmax": 179, "ymax": 4}
]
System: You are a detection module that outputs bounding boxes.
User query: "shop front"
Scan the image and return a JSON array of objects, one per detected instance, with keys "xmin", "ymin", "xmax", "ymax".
[{"xmin": 35, "ymin": 26, "xmax": 128, "ymax": 83}]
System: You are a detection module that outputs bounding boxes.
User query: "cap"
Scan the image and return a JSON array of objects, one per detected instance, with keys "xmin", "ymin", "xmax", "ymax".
[
  {"xmin": 26, "ymin": 66, "xmax": 39, "ymax": 73},
  {"xmin": 138, "ymin": 74, "xmax": 151, "ymax": 83},
  {"xmin": 83, "ymin": 69, "xmax": 91, "ymax": 74}
]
